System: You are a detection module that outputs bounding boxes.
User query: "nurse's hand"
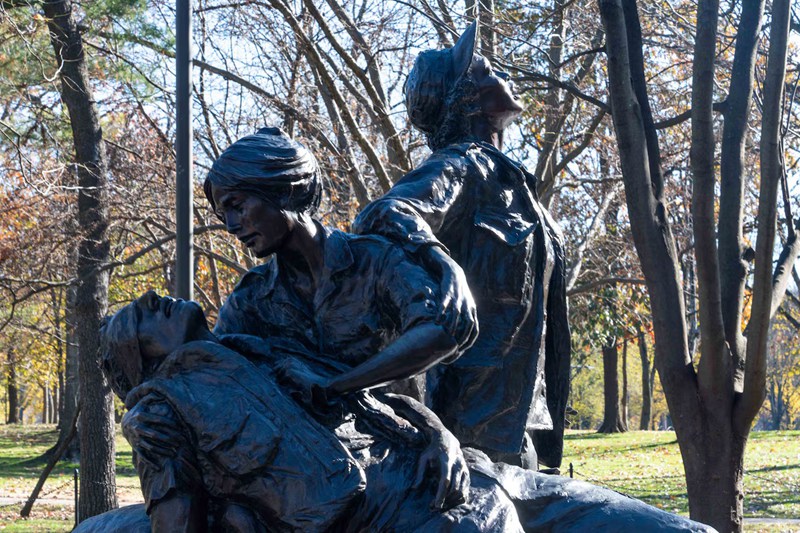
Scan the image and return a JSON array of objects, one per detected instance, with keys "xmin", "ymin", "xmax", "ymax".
[{"xmin": 275, "ymin": 357, "xmax": 331, "ymax": 410}]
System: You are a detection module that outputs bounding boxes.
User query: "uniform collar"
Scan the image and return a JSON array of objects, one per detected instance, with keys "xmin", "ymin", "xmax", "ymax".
[
  {"xmin": 321, "ymin": 227, "xmax": 355, "ymax": 276},
  {"xmin": 475, "ymin": 142, "xmax": 540, "ymax": 198},
  {"xmin": 249, "ymin": 225, "xmax": 355, "ymax": 295}
]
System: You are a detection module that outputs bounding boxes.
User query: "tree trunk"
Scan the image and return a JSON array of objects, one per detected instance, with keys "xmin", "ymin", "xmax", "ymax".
[
  {"xmin": 598, "ymin": 338, "xmax": 627, "ymax": 433},
  {"xmin": 717, "ymin": 0, "xmax": 765, "ymax": 387},
  {"xmin": 683, "ymin": 433, "xmax": 746, "ymax": 531},
  {"xmin": 478, "ymin": 0, "xmax": 495, "ymax": 62},
  {"xmin": 767, "ymin": 382, "xmax": 783, "ymax": 430},
  {"xmin": 52, "ymin": 289, "xmax": 64, "ymax": 423},
  {"xmin": 533, "ymin": 0, "xmax": 566, "ymax": 206},
  {"xmin": 621, "ymin": 338, "xmax": 629, "ymax": 427},
  {"xmin": 465, "ymin": 0, "xmax": 477, "ymax": 21},
  {"xmin": 42, "ymin": 0, "xmax": 117, "ymax": 518},
  {"xmin": 6, "ymin": 349, "xmax": 18, "ymax": 424},
  {"xmin": 56, "ymin": 284, "xmax": 80, "ymax": 461},
  {"xmin": 638, "ymin": 328, "xmax": 652, "ymax": 430},
  {"xmin": 310, "ymin": 63, "xmax": 371, "ymax": 207},
  {"xmin": 599, "ymin": 0, "xmax": 792, "ymax": 530},
  {"xmin": 683, "ymin": 255, "xmax": 700, "ymax": 357},
  {"xmin": 42, "ymin": 385, "xmax": 48, "ymax": 424},
  {"xmin": 58, "ymin": 363, "xmax": 64, "ymax": 422}
]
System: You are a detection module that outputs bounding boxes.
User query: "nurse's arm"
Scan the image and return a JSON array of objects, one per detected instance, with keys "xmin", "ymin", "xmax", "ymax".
[{"xmin": 326, "ymin": 323, "xmax": 456, "ymax": 396}]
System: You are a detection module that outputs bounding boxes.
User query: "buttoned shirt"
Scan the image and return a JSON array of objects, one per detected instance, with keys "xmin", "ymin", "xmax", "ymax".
[
  {"xmin": 215, "ymin": 228, "xmax": 452, "ymax": 369},
  {"xmin": 353, "ymin": 142, "xmax": 571, "ymax": 463}
]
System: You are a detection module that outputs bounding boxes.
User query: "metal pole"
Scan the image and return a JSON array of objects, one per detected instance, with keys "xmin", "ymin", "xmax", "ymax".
[
  {"xmin": 74, "ymin": 468, "xmax": 79, "ymax": 526},
  {"xmin": 175, "ymin": 0, "xmax": 193, "ymax": 300}
]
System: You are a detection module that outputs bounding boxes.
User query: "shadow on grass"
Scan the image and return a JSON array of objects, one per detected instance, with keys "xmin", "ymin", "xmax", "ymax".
[
  {"xmin": 566, "ymin": 431, "xmax": 677, "ymax": 445},
  {"xmin": 0, "ymin": 459, "xmax": 79, "ymax": 480},
  {"xmin": 116, "ymin": 450, "xmax": 137, "ymax": 476},
  {"xmin": 566, "ymin": 433, "xmax": 679, "ymax": 456},
  {"xmin": 743, "ymin": 490, "xmax": 800, "ymax": 519},
  {"xmin": 748, "ymin": 464, "xmax": 800, "ymax": 474},
  {"xmin": 564, "ymin": 432, "xmax": 611, "ymax": 440},
  {"xmin": 749, "ymin": 430, "xmax": 800, "ymax": 441}
]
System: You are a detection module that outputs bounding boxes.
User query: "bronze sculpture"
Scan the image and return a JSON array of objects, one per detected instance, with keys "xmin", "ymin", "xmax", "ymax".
[
  {"xmin": 77, "ymin": 128, "xmax": 714, "ymax": 532},
  {"xmin": 204, "ymin": 127, "xmax": 472, "ymax": 406},
  {"xmin": 98, "ymin": 129, "xmax": 524, "ymax": 531},
  {"xmin": 100, "ymin": 291, "xmax": 525, "ymax": 531},
  {"xmin": 353, "ymin": 21, "xmax": 570, "ymax": 469}
]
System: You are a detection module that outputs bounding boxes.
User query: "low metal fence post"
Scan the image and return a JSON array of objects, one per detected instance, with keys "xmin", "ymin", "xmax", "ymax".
[{"xmin": 74, "ymin": 468, "xmax": 79, "ymax": 527}]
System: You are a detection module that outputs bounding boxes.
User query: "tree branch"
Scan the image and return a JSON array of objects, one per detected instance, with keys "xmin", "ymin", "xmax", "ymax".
[
  {"xmin": 691, "ymin": 0, "xmax": 730, "ymax": 399},
  {"xmin": 513, "ymin": 67, "xmax": 610, "ymax": 112},
  {"xmin": 267, "ymin": 0, "xmax": 393, "ymax": 191},
  {"xmin": 304, "ymin": 0, "xmax": 410, "ymax": 177},
  {"xmin": 567, "ymin": 277, "xmax": 645, "ymax": 297},
  {"xmin": 565, "ymin": 184, "xmax": 619, "ymax": 292},
  {"xmin": 736, "ymin": 0, "xmax": 792, "ymax": 432},
  {"xmin": 552, "ymin": 110, "xmax": 606, "ymax": 178},
  {"xmin": 778, "ymin": 304, "xmax": 800, "ymax": 329},
  {"xmin": 653, "ymin": 101, "xmax": 726, "ymax": 129},
  {"xmin": 718, "ymin": 0, "xmax": 766, "ymax": 382},
  {"xmin": 769, "ymin": 220, "xmax": 800, "ymax": 320},
  {"xmin": 0, "ymin": 0, "xmax": 33, "ymax": 9},
  {"xmin": 0, "ymin": 224, "xmax": 227, "ymax": 309}
]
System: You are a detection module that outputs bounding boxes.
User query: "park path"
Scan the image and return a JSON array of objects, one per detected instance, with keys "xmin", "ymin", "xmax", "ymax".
[{"xmin": 744, "ymin": 517, "xmax": 800, "ymax": 525}]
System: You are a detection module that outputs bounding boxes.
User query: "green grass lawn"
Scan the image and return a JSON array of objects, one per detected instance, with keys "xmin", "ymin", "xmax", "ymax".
[
  {"xmin": 0, "ymin": 425, "xmax": 798, "ymax": 531},
  {"xmin": 0, "ymin": 424, "xmax": 139, "ymax": 532},
  {"xmin": 563, "ymin": 429, "xmax": 800, "ymax": 522}
]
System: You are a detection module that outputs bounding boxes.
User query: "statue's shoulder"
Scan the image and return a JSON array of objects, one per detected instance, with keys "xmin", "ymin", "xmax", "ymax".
[
  {"xmin": 216, "ymin": 259, "xmax": 278, "ymax": 327},
  {"xmin": 230, "ymin": 258, "xmax": 278, "ymax": 295},
  {"xmin": 237, "ymin": 259, "xmax": 276, "ymax": 284},
  {"xmin": 429, "ymin": 141, "xmax": 484, "ymax": 165},
  {"xmin": 391, "ymin": 142, "xmax": 487, "ymax": 189},
  {"xmin": 125, "ymin": 341, "xmax": 244, "ymax": 407},
  {"xmin": 325, "ymin": 228, "xmax": 398, "ymax": 268}
]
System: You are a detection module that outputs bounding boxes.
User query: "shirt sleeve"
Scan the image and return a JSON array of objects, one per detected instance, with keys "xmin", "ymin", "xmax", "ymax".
[
  {"xmin": 373, "ymin": 244, "xmax": 476, "ymax": 357},
  {"xmin": 353, "ymin": 153, "xmax": 469, "ymax": 254},
  {"xmin": 122, "ymin": 393, "xmax": 203, "ymax": 513}
]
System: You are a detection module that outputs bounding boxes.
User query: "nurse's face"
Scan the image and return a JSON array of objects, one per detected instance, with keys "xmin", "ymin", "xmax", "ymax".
[{"xmin": 211, "ymin": 184, "xmax": 294, "ymax": 258}]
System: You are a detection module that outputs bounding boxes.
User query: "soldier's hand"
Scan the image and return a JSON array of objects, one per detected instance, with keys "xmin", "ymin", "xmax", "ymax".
[
  {"xmin": 122, "ymin": 402, "xmax": 182, "ymax": 469},
  {"xmin": 413, "ymin": 428, "xmax": 470, "ymax": 510}
]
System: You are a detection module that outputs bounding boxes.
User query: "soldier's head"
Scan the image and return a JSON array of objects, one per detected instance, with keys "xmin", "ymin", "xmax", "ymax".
[
  {"xmin": 100, "ymin": 291, "xmax": 211, "ymax": 399},
  {"xmin": 405, "ymin": 21, "xmax": 523, "ymax": 150}
]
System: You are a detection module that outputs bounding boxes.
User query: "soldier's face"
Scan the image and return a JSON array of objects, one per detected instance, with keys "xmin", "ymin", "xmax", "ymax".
[
  {"xmin": 135, "ymin": 290, "xmax": 208, "ymax": 360},
  {"xmin": 471, "ymin": 54, "xmax": 523, "ymax": 130},
  {"xmin": 211, "ymin": 184, "xmax": 294, "ymax": 258}
]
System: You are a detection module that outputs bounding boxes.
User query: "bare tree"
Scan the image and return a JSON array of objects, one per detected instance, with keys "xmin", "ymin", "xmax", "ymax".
[
  {"xmin": 599, "ymin": 0, "xmax": 796, "ymax": 529},
  {"xmin": 598, "ymin": 337, "xmax": 627, "ymax": 433},
  {"xmin": 638, "ymin": 327, "xmax": 654, "ymax": 430},
  {"xmin": 42, "ymin": 0, "xmax": 117, "ymax": 518}
]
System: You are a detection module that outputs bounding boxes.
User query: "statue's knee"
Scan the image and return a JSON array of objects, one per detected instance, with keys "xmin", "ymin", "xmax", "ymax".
[{"xmin": 219, "ymin": 503, "xmax": 263, "ymax": 532}]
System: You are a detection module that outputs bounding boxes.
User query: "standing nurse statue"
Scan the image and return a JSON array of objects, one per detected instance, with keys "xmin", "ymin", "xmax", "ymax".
[{"xmin": 354, "ymin": 21, "xmax": 570, "ymax": 469}]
